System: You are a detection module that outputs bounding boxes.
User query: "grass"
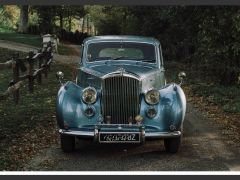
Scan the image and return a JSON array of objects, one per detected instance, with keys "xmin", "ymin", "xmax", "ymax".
[
  {"xmin": 0, "ymin": 27, "xmax": 15, "ymax": 33},
  {"xmin": 58, "ymin": 44, "xmax": 78, "ymax": 56},
  {"xmin": 0, "ymin": 47, "xmax": 73, "ymax": 170},
  {"xmin": 0, "ymin": 32, "xmax": 75, "ymax": 56},
  {"xmin": 0, "ymin": 32, "xmax": 42, "ymax": 47}
]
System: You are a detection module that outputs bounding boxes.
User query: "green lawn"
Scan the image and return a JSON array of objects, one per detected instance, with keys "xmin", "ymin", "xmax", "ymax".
[
  {"xmin": 0, "ymin": 32, "xmax": 75, "ymax": 56},
  {"xmin": 0, "ymin": 47, "xmax": 72, "ymax": 170},
  {"xmin": 0, "ymin": 32, "xmax": 42, "ymax": 47}
]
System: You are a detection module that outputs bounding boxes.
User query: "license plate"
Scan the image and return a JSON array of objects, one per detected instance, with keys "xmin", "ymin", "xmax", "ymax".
[{"xmin": 99, "ymin": 132, "xmax": 140, "ymax": 143}]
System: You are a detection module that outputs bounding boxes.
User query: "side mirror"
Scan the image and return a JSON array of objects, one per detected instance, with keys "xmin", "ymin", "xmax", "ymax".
[
  {"xmin": 178, "ymin": 71, "xmax": 186, "ymax": 86},
  {"xmin": 56, "ymin": 71, "xmax": 64, "ymax": 85}
]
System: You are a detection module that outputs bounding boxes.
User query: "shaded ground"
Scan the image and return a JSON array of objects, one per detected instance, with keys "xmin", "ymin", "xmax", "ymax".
[
  {"xmin": 23, "ymin": 103, "xmax": 240, "ymax": 171},
  {"xmin": 0, "ymin": 47, "xmax": 74, "ymax": 170}
]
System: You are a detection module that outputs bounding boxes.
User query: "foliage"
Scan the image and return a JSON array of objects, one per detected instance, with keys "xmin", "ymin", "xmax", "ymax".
[
  {"xmin": 0, "ymin": 5, "xmax": 20, "ymax": 31},
  {"xmin": 86, "ymin": 6, "xmax": 134, "ymax": 35},
  {"xmin": 33, "ymin": 6, "xmax": 58, "ymax": 34},
  {"xmin": 87, "ymin": 6, "xmax": 240, "ymax": 86},
  {"xmin": 0, "ymin": 5, "xmax": 89, "ymax": 42},
  {"xmin": 165, "ymin": 61, "xmax": 240, "ymax": 114},
  {"xmin": 59, "ymin": 29, "xmax": 89, "ymax": 44},
  {"xmin": 32, "ymin": 5, "xmax": 86, "ymax": 34}
]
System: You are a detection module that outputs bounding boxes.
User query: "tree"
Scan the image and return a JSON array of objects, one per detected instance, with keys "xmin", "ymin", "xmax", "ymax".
[
  {"xmin": 0, "ymin": 5, "xmax": 20, "ymax": 31},
  {"xmin": 18, "ymin": 5, "xmax": 29, "ymax": 33},
  {"xmin": 87, "ymin": 5, "xmax": 240, "ymax": 85}
]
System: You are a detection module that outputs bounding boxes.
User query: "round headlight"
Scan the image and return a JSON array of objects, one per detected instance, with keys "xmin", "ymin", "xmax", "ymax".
[
  {"xmin": 82, "ymin": 87, "xmax": 97, "ymax": 104},
  {"xmin": 145, "ymin": 89, "xmax": 160, "ymax": 105},
  {"xmin": 146, "ymin": 107, "xmax": 157, "ymax": 118},
  {"xmin": 84, "ymin": 106, "xmax": 95, "ymax": 118}
]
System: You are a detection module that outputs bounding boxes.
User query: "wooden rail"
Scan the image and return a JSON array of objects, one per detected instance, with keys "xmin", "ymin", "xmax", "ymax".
[{"xmin": 0, "ymin": 42, "xmax": 53, "ymax": 104}]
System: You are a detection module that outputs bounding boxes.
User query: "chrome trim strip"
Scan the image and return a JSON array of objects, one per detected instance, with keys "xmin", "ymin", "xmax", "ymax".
[
  {"xmin": 85, "ymin": 40, "xmax": 158, "ymax": 45},
  {"xmin": 102, "ymin": 71, "xmax": 140, "ymax": 81},
  {"xmin": 59, "ymin": 129, "xmax": 181, "ymax": 139},
  {"xmin": 145, "ymin": 131, "xmax": 181, "ymax": 138},
  {"xmin": 59, "ymin": 129, "xmax": 94, "ymax": 137}
]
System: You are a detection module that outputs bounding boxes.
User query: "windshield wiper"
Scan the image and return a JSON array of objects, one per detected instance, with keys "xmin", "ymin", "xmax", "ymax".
[{"xmin": 112, "ymin": 56, "xmax": 126, "ymax": 60}]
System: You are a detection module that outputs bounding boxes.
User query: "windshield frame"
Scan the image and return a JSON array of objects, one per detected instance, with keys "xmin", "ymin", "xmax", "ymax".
[{"xmin": 83, "ymin": 40, "xmax": 160, "ymax": 66}]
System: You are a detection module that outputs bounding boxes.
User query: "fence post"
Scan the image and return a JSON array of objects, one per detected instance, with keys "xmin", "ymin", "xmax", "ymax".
[
  {"xmin": 37, "ymin": 49, "xmax": 42, "ymax": 84},
  {"xmin": 12, "ymin": 52, "xmax": 20, "ymax": 104},
  {"xmin": 28, "ymin": 51, "xmax": 34, "ymax": 93},
  {"xmin": 43, "ymin": 47, "xmax": 48, "ymax": 78},
  {"xmin": 47, "ymin": 41, "xmax": 52, "ymax": 72}
]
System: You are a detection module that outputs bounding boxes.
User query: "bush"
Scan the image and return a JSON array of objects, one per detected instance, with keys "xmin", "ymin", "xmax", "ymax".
[
  {"xmin": 27, "ymin": 25, "xmax": 40, "ymax": 35},
  {"xmin": 59, "ymin": 29, "xmax": 89, "ymax": 44}
]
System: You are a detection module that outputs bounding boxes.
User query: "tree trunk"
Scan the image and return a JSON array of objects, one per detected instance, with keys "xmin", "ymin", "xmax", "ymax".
[
  {"xmin": 68, "ymin": 16, "xmax": 72, "ymax": 32},
  {"xmin": 82, "ymin": 17, "xmax": 85, "ymax": 33},
  {"xmin": 122, "ymin": 11, "xmax": 127, "ymax": 34},
  {"xmin": 59, "ymin": 13, "xmax": 63, "ymax": 30},
  {"xmin": 68, "ymin": 9, "xmax": 72, "ymax": 32},
  {"xmin": 18, "ymin": 5, "xmax": 29, "ymax": 33},
  {"xmin": 87, "ymin": 15, "xmax": 89, "ymax": 34}
]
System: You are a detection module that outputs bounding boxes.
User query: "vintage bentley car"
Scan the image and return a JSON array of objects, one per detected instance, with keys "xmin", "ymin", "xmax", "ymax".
[{"xmin": 56, "ymin": 36, "xmax": 186, "ymax": 153}]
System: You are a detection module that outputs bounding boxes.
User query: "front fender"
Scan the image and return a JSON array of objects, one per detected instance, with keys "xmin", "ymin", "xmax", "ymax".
[
  {"xmin": 56, "ymin": 81, "xmax": 101, "ymax": 129},
  {"xmin": 140, "ymin": 83, "xmax": 186, "ymax": 131}
]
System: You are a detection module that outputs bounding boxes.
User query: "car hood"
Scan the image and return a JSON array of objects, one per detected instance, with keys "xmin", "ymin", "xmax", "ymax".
[
  {"xmin": 78, "ymin": 63, "xmax": 164, "ymax": 90},
  {"xmin": 83, "ymin": 64, "xmax": 158, "ymax": 79}
]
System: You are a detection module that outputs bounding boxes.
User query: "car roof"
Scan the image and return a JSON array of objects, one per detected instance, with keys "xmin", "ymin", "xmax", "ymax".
[{"xmin": 83, "ymin": 35, "xmax": 160, "ymax": 45}]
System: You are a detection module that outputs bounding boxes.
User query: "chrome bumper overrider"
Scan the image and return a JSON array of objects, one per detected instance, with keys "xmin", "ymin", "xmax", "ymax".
[{"xmin": 59, "ymin": 128, "xmax": 181, "ymax": 141}]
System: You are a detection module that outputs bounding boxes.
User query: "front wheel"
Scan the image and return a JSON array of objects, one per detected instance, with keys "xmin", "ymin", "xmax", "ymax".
[
  {"xmin": 60, "ymin": 134, "xmax": 75, "ymax": 153},
  {"xmin": 164, "ymin": 136, "xmax": 181, "ymax": 153}
]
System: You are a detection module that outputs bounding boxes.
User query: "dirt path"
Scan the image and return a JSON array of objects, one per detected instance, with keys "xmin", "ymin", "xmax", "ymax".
[
  {"xmin": 0, "ymin": 40, "xmax": 79, "ymax": 65},
  {"xmin": 23, "ymin": 103, "xmax": 240, "ymax": 171}
]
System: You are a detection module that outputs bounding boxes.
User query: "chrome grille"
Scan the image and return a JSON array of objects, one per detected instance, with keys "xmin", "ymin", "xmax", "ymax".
[{"xmin": 102, "ymin": 75, "xmax": 140, "ymax": 124}]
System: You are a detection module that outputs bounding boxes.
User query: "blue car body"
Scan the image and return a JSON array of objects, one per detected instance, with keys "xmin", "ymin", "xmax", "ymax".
[{"xmin": 56, "ymin": 36, "xmax": 186, "ymax": 151}]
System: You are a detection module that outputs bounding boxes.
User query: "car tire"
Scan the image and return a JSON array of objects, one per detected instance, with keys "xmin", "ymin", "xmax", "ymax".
[
  {"xmin": 164, "ymin": 136, "xmax": 181, "ymax": 153},
  {"xmin": 60, "ymin": 134, "xmax": 75, "ymax": 153}
]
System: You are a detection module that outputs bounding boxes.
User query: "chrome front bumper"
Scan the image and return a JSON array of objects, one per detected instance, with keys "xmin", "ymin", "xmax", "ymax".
[{"xmin": 59, "ymin": 128, "xmax": 181, "ymax": 142}]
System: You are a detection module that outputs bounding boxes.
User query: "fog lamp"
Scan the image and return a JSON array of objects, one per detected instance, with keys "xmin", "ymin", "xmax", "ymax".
[
  {"xmin": 146, "ymin": 107, "xmax": 157, "ymax": 118},
  {"xmin": 84, "ymin": 106, "xmax": 95, "ymax": 118}
]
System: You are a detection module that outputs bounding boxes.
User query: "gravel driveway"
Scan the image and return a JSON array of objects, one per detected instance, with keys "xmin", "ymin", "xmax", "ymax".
[{"xmin": 24, "ymin": 103, "xmax": 240, "ymax": 171}]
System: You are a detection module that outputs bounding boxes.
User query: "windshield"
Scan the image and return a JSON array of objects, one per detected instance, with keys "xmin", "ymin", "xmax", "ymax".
[{"xmin": 86, "ymin": 42, "xmax": 156, "ymax": 63}]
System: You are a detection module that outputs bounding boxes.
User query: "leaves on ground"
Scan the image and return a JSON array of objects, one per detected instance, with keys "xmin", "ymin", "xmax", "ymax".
[{"xmin": 0, "ymin": 47, "xmax": 72, "ymax": 170}]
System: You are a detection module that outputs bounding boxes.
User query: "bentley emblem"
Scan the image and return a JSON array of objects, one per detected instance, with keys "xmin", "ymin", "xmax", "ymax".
[{"xmin": 117, "ymin": 67, "xmax": 125, "ymax": 76}]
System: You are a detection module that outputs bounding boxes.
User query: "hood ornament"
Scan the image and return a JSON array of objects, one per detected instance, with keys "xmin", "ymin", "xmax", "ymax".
[{"xmin": 117, "ymin": 67, "xmax": 125, "ymax": 76}]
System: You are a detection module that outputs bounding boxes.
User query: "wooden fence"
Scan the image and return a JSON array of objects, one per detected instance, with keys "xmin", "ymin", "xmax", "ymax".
[{"xmin": 0, "ymin": 42, "xmax": 53, "ymax": 104}]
